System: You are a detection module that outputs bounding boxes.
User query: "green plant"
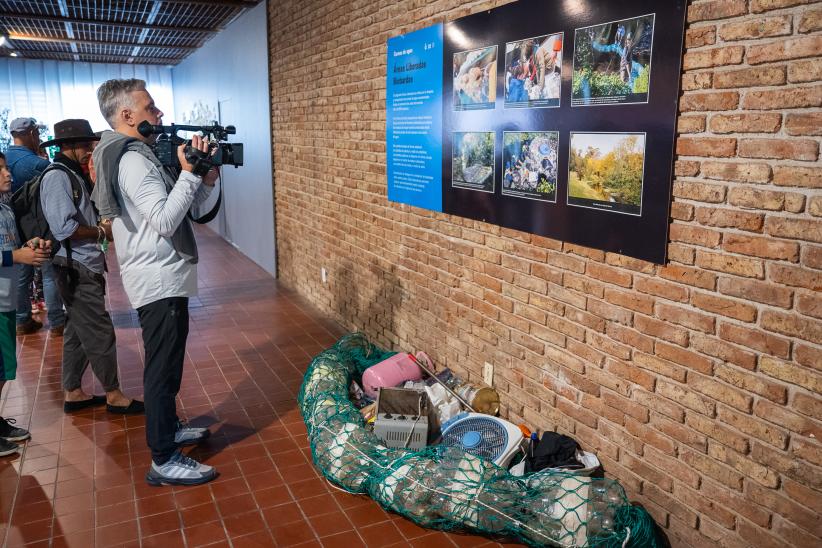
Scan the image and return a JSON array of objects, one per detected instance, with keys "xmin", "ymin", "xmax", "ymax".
[{"xmin": 632, "ymin": 65, "xmax": 650, "ymax": 94}]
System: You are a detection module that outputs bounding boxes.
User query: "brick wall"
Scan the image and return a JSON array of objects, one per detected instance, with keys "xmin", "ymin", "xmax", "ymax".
[{"xmin": 268, "ymin": 0, "xmax": 821, "ymax": 546}]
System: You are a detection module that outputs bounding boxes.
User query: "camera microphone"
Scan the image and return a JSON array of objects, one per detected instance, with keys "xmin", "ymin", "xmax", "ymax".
[{"xmin": 137, "ymin": 120, "xmax": 159, "ymax": 138}]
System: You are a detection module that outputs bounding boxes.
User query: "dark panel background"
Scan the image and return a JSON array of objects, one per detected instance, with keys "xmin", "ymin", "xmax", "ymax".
[{"xmin": 442, "ymin": 0, "xmax": 687, "ymax": 264}]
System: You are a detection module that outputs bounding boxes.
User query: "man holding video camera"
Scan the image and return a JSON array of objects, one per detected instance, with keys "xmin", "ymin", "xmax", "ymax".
[{"xmin": 92, "ymin": 79, "xmax": 218, "ymax": 486}]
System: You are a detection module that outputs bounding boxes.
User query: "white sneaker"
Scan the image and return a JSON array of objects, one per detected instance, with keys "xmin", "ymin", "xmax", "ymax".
[
  {"xmin": 145, "ymin": 450, "xmax": 217, "ymax": 486},
  {"xmin": 174, "ymin": 420, "xmax": 210, "ymax": 447}
]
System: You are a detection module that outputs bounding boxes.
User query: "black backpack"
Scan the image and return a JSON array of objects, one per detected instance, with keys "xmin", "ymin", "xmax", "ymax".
[{"xmin": 12, "ymin": 162, "xmax": 84, "ymax": 256}]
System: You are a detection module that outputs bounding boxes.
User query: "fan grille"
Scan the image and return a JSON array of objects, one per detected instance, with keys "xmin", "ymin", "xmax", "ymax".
[{"xmin": 441, "ymin": 417, "xmax": 509, "ymax": 461}]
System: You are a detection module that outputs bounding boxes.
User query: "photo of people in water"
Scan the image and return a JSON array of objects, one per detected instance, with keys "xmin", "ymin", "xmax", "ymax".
[
  {"xmin": 452, "ymin": 132, "xmax": 495, "ymax": 193},
  {"xmin": 502, "ymin": 132, "xmax": 559, "ymax": 202},
  {"xmin": 504, "ymin": 33, "xmax": 563, "ymax": 109},
  {"xmin": 453, "ymin": 46, "xmax": 498, "ymax": 110},
  {"xmin": 568, "ymin": 132, "xmax": 646, "ymax": 215},
  {"xmin": 572, "ymin": 14, "xmax": 655, "ymax": 106}
]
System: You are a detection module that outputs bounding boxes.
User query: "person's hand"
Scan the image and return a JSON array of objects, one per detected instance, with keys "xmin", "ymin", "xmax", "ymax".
[
  {"xmin": 13, "ymin": 245, "xmax": 50, "ymax": 267},
  {"xmin": 26, "ymin": 237, "xmax": 52, "ymax": 253},
  {"xmin": 202, "ymin": 166, "xmax": 219, "ymax": 187},
  {"xmin": 100, "ymin": 220, "xmax": 113, "ymax": 241},
  {"xmin": 178, "ymin": 134, "xmax": 211, "ymax": 175}
]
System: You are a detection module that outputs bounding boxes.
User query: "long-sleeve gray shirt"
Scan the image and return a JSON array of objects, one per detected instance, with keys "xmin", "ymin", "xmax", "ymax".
[{"xmin": 112, "ymin": 151, "xmax": 213, "ymax": 309}]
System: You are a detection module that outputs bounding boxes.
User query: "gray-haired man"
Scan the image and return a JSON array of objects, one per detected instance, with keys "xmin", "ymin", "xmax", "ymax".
[{"xmin": 93, "ymin": 78, "xmax": 217, "ymax": 486}]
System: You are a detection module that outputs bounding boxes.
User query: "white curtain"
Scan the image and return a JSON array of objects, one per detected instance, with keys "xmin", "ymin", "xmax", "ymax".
[{"xmin": 0, "ymin": 58, "xmax": 174, "ymax": 136}]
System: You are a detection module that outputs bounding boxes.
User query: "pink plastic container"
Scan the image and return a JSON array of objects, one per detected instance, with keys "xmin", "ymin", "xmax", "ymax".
[{"xmin": 361, "ymin": 353, "xmax": 424, "ymax": 398}]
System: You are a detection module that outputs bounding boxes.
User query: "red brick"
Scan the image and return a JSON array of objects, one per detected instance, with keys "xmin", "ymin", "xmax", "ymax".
[
  {"xmin": 605, "ymin": 323, "xmax": 654, "ymax": 352},
  {"xmin": 636, "ymin": 390, "xmax": 686, "ymax": 422},
  {"xmin": 669, "ymin": 224, "xmax": 722, "ymax": 248},
  {"xmin": 689, "ymin": 333, "xmax": 758, "ymax": 370},
  {"xmin": 772, "ymin": 165, "xmax": 821, "ymax": 188},
  {"xmin": 718, "ymin": 405, "xmax": 789, "ymax": 449},
  {"xmin": 717, "ymin": 276, "xmax": 793, "ymax": 308},
  {"xmin": 642, "ymin": 483, "xmax": 698, "ymax": 527},
  {"xmin": 603, "ymin": 391, "xmax": 650, "ymax": 423},
  {"xmin": 785, "ymin": 112, "xmax": 822, "ymax": 136},
  {"xmin": 708, "ymin": 441, "xmax": 779, "ymax": 487},
  {"xmin": 737, "ymin": 519, "xmax": 786, "ymax": 548},
  {"xmin": 604, "ymin": 253, "xmax": 655, "ymax": 274},
  {"xmin": 721, "ymin": 233, "xmax": 800, "ymax": 261},
  {"xmin": 680, "ymin": 91, "xmax": 739, "ymax": 112},
  {"xmin": 743, "ymin": 84, "xmax": 822, "ymax": 110},
  {"xmin": 683, "ymin": 46, "xmax": 744, "ymax": 70},
  {"xmin": 564, "ymin": 273, "xmax": 605, "ymax": 298},
  {"xmin": 696, "ymin": 250, "xmax": 765, "ymax": 278},
  {"xmin": 747, "ymin": 35, "xmax": 822, "ymax": 64},
  {"xmin": 718, "ymin": 14, "xmax": 792, "ymax": 40},
  {"xmin": 676, "ymin": 137, "xmax": 737, "ymax": 157},
  {"xmin": 812, "ymin": 196, "xmax": 822, "ymax": 217},
  {"xmin": 691, "ymin": 291, "xmax": 757, "ymax": 322},
  {"xmin": 769, "ymin": 264, "xmax": 822, "ymax": 291},
  {"xmin": 682, "ymin": 72, "xmax": 714, "ymax": 91},
  {"xmin": 672, "ymin": 180, "xmax": 726, "ymax": 203},
  {"xmin": 690, "ymin": 373, "xmax": 753, "ymax": 412},
  {"xmin": 688, "ymin": 0, "xmax": 748, "ymax": 22},
  {"xmin": 587, "ymin": 298, "xmax": 632, "ymax": 326},
  {"xmin": 625, "ymin": 417, "xmax": 676, "ymax": 455},
  {"xmin": 713, "ymin": 67, "xmax": 786, "ymax": 90},
  {"xmin": 563, "ymin": 243, "xmax": 605, "ymax": 261},
  {"xmin": 686, "ymin": 26, "xmax": 716, "ymax": 48},
  {"xmin": 802, "ymin": 245, "xmax": 822, "ymax": 269},
  {"xmin": 677, "ymin": 115, "xmax": 706, "ymax": 134},
  {"xmin": 793, "ymin": 391, "xmax": 822, "ymax": 420},
  {"xmin": 621, "ymin": 452, "xmax": 673, "ymax": 492},
  {"xmin": 727, "ymin": 187, "xmax": 785, "ymax": 211},
  {"xmin": 697, "ymin": 206, "xmax": 766, "ymax": 231},
  {"xmin": 656, "ymin": 341, "xmax": 715, "ymax": 375},
  {"xmin": 755, "ymin": 399, "xmax": 822, "ymax": 440},
  {"xmin": 750, "ymin": 441, "xmax": 821, "ymax": 489},
  {"xmin": 762, "ymin": 310, "xmax": 822, "ymax": 344},
  {"xmin": 657, "ymin": 302, "xmax": 716, "ymax": 333},
  {"xmin": 798, "ymin": 6, "xmax": 822, "ymax": 32},
  {"xmin": 674, "ymin": 483, "xmax": 740, "ymax": 530},
  {"xmin": 719, "ymin": 321, "xmax": 791, "ymax": 358},
  {"xmin": 603, "ymin": 288, "xmax": 654, "ymax": 314},
  {"xmin": 788, "ymin": 58, "xmax": 822, "ymax": 83},
  {"xmin": 702, "ymin": 161, "xmax": 771, "ymax": 183},
  {"xmin": 797, "ymin": 291, "xmax": 822, "ymax": 319},
  {"xmin": 588, "ymin": 332, "xmax": 631, "ymax": 360},
  {"xmin": 659, "ymin": 264, "xmax": 717, "ymax": 290},
  {"xmin": 709, "ymin": 112, "xmax": 782, "ymax": 133},
  {"xmin": 686, "ymin": 411, "xmax": 749, "ymax": 453},
  {"xmin": 634, "ymin": 352, "xmax": 687, "ymax": 383},
  {"xmin": 635, "ymin": 314, "xmax": 689, "ymax": 346},
  {"xmin": 657, "ymin": 379, "xmax": 716, "ymax": 416},
  {"xmin": 585, "ymin": 262, "xmax": 632, "ymax": 288},
  {"xmin": 715, "ymin": 363, "xmax": 788, "ymax": 403},
  {"xmin": 703, "ymin": 481, "xmax": 773, "ymax": 529},
  {"xmin": 651, "ymin": 414, "xmax": 707, "ymax": 451},
  {"xmin": 675, "ymin": 159, "xmax": 701, "ymax": 177},
  {"xmin": 751, "ymin": 0, "xmax": 813, "ymax": 12},
  {"xmin": 670, "ymin": 201, "xmax": 695, "ymax": 221},
  {"xmin": 680, "ymin": 448, "xmax": 743, "ymax": 490},
  {"xmin": 792, "ymin": 436, "xmax": 822, "ymax": 466},
  {"xmin": 545, "ymin": 251, "xmax": 586, "ymax": 274},
  {"xmin": 738, "ymin": 138, "xmax": 819, "ymax": 161},
  {"xmin": 634, "ymin": 277, "xmax": 689, "ymax": 303},
  {"xmin": 667, "ymin": 243, "xmax": 696, "ymax": 265},
  {"xmin": 554, "ymin": 397, "xmax": 598, "ymax": 429}
]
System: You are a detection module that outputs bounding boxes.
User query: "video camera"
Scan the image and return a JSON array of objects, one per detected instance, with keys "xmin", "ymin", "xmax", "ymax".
[{"xmin": 137, "ymin": 121, "xmax": 244, "ymax": 176}]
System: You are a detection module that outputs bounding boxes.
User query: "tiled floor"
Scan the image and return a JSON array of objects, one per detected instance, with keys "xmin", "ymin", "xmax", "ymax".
[{"xmin": 0, "ymin": 227, "xmax": 516, "ymax": 547}]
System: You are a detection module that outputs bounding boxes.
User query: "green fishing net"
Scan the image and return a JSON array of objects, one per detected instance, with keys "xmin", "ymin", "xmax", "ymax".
[{"xmin": 298, "ymin": 333, "xmax": 658, "ymax": 547}]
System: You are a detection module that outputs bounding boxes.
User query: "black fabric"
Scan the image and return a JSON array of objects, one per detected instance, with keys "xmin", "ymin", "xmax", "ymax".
[
  {"xmin": 54, "ymin": 261, "xmax": 119, "ymax": 393},
  {"xmin": 524, "ymin": 432, "xmax": 581, "ymax": 473},
  {"xmin": 137, "ymin": 297, "xmax": 189, "ymax": 465},
  {"xmin": 12, "ymin": 160, "xmax": 84, "ymax": 255}
]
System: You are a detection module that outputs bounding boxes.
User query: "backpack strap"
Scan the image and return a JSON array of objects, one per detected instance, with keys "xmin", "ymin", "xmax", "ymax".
[{"xmin": 42, "ymin": 162, "xmax": 87, "ymax": 268}]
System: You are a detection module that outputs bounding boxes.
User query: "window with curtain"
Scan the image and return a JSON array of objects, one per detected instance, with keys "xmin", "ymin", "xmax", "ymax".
[{"xmin": 0, "ymin": 58, "xmax": 174, "ymax": 150}]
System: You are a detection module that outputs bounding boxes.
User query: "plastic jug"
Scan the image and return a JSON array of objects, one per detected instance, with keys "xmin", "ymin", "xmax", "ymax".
[{"xmin": 361, "ymin": 353, "xmax": 424, "ymax": 398}]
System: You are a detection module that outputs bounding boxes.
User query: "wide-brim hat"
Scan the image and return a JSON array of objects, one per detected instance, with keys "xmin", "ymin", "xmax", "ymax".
[{"xmin": 40, "ymin": 119, "xmax": 101, "ymax": 148}]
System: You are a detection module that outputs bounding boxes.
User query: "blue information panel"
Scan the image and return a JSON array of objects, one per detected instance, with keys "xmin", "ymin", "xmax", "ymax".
[{"xmin": 386, "ymin": 24, "xmax": 443, "ymax": 212}]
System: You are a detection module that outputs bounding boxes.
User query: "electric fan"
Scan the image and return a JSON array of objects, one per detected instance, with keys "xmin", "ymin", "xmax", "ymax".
[{"xmin": 440, "ymin": 413, "xmax": 524, "ymax": 467}]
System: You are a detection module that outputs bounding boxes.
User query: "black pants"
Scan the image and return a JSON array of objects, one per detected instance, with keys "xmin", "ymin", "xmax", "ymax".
[
  {"xmin": 137, "ymin": 297, "xmax": 189, "ymax": 465},
  {"xmin": 54, "ymin": 263, "xmax": 119, "ymax": 392}
]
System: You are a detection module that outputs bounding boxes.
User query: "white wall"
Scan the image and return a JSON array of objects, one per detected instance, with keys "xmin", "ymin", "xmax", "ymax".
[
  {"xmin": 172, "ymin": 1, "xmax": 275, "ymax": 275},
  {"xmin": 0, "ymin": 59, "xmax": 174, "ymax": 136}
]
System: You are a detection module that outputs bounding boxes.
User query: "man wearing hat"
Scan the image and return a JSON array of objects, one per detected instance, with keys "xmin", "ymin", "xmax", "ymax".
[
  {"xmin": 6, "ymin": 117, "xmax": 66, "ymax": 336},
  {"xmin": 39, "ymin": 119, "xmax": 143, "ymax": 414}
]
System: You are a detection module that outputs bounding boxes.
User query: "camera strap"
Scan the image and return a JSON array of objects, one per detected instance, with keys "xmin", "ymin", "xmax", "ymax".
[{"xmin": 188, "ymin": 175, "xmax": 222, "ymax": 225}]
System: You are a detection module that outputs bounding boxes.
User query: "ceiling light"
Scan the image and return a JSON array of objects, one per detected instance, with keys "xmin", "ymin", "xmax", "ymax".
[
  {"xmin": 10, "ymin": 52, "xmax": 18, "ymax": 57},
  {"xmin": 0, "ymin": 35, "xmax": 7, "ymax": 47}
]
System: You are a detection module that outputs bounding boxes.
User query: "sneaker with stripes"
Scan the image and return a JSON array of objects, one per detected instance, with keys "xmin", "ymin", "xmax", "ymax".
[
  {"xmin": 145, "ymin": 450, "xmax": 217, "ymax": 486},
  {"xmin": 174, "ymin": 420, "xmax": 210, "ymax": 447}
]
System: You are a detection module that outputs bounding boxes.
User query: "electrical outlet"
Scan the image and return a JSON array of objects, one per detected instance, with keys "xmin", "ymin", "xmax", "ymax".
[
  {"xmin": 483, "ymin": 362, "xmax": 494, "ymax": 387},
  {"xmin": 321, "ymin": 267, "xmax": 328, "ymax": 284}
]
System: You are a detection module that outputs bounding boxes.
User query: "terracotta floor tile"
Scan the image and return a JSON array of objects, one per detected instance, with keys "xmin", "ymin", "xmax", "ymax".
[{"xmin": 0, "ymin": 228, "xmax": 523, "ymax": 548}]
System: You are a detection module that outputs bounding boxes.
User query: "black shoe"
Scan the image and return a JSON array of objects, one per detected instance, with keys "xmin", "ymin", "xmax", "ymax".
[
  {"xmin": 64, "ymin": 395, "xmax": 106, "ymax": 413},
  {"xmin": 16, "ymin": 319, "xmax": 42, "ymax": 336},
  {"xmin": 107, "ymin": 400, "xmax": 145, "ymax": 415},
  {"xmin": 0, "ymin": 438, "xmax": 19, "ymax": 457},
  {"xmin": 0, "ymin": 417, "xmax": 30, "ymax": 442}
]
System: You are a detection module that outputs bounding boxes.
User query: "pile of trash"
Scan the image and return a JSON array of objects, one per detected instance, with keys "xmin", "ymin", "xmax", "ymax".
[{"xmin": 299, "ymin": 333, "xmax": 658, "ymax": 547}]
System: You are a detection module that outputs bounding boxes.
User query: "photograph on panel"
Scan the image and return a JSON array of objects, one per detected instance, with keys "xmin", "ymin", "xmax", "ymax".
[
  {"xmin": 567, "ymin": 132, "xmax": 646, "ymax": 216},
  {"xmin": 452, "ymin": 132, "xmax": 496, "ymax": 193},
  {"xmin": 502, "ymin": 131, "xmax": 559, "ymax": 202},
  {"xmin": 504, "ymin": 33, "xmax": 563, "ymax": 109},
  {"xmin": 572, "ymin": 14, "xmax": 655, "ymax": 107},
  {"xmin": 453, "ymin": 46, "xmax": 498, "ymax": 111}
]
